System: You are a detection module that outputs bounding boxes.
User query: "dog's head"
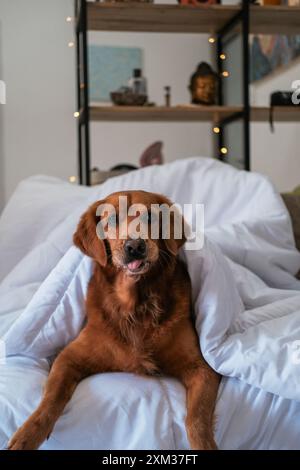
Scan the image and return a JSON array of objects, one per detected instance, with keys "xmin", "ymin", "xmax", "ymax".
[{"xmin": 73, "ymin": 190, "xmax": 188, "ymax": 277}]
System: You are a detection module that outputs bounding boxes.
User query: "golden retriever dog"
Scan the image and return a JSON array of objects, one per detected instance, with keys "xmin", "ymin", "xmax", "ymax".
[{"xmin": 9, "ymin": 190, "xmax": 220, "ymax": 450}]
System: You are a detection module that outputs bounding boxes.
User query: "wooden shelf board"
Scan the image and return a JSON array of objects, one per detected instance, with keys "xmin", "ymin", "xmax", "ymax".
[
  {"xmin": 87, "ymin": 105, "xmax": 300, "ymax": 123},
  {"xmin": 87, "ymin": 4, "xmax": 300, "ymax": 35},
  {"xmin": 250, "ymin": 5, "xmax": 300, "ymax": 35},
  {"xmin": 89, "ymin": 105, "xmax": 243, "ymax": 122},
  {"xmin": 251, "ymin": 107, "xmax": 300, "ymax": 122},
  {"xmin": 87, "ymin": 3, "xmax": 240, "ymax": 34}
]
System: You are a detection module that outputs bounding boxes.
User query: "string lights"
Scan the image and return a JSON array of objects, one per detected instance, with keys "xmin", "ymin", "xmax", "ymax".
[
  {"xmin": 68, "ymin": 13, "xmax": 78, "ymax": 121},
  {"xmin": 67, "ymin": 13, "xmax": 74, "ymax": 48},
  {"xmin": 212, "ymin": 127, "xmax": 228, "ymax": 157}
]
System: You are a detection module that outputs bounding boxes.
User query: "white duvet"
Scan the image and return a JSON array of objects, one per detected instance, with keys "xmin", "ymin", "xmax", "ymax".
[{"xmin": 1, "ymin": 157, "xmax": 300, "ymax": 450}]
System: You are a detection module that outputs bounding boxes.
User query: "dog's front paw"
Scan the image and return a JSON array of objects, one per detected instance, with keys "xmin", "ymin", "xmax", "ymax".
[{"xmin": 8, "ymin": 416, "xmax": 51, "ymax": 450}]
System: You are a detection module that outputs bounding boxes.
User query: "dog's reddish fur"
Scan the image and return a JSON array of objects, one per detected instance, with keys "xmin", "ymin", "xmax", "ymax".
[{"xmin": 9, "ymin": 190, "xmax": 220, "ymax": 450}]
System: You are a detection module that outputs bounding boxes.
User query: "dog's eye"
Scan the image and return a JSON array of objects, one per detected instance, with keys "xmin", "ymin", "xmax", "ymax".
[
  {"xmin": 107, "ymin": 213, "xmax": 118, "ymax": 227},
  {"xmin": 141, "ymin": 210, "xmax": 153, "ymax": 224}
]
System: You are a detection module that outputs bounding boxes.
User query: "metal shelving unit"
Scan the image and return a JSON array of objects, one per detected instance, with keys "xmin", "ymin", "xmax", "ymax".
[{"xmin": 75, "ymin": 1, "xmax": 300, "ymax": 185}]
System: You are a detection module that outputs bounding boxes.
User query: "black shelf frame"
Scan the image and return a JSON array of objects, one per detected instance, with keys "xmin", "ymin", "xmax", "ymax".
[
  {"xmin": 75, "ymin": 0, "xmax": 251, "ymax": 185},
  {"xmin": 75, "ymin": 0, "xmax": 91, "ymax": 185},
  {"xmin": 217, "ymin": 0, "xmax": 250, "ymax": 171}
]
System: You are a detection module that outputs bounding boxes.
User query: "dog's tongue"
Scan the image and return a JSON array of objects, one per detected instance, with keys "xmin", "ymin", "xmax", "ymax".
[{"xmin": 127, "ymin": 259, "xmax": 143, "ymax": 271}]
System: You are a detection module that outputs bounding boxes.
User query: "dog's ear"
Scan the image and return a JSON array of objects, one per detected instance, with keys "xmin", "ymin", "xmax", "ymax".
[{"xmin": 73, "ymin": 201, "xmax": 107, "ymax": 267}]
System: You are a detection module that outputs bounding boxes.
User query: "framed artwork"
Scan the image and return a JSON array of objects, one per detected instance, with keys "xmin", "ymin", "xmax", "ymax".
[
  {"xmin": 88, "ymin": 45, "xmax": 143, "ymax": 102},
  {"xmin": 250, "ymin": 34, "xmax": 300, "ymax": 82}
]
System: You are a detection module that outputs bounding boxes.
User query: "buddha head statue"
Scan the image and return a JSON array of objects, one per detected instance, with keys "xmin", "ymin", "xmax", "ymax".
[{"xmin": 188, "ymin": 62, "xmax": 219, "ymax": 105}]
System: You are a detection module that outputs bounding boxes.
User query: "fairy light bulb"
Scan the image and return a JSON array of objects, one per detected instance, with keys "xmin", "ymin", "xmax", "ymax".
[
  {"xmin": 220, "ymin": 147, "xmax": 228, "ymax": 155},
  {"xmin": 68, "ymin": 41, "xmax": 75, "ymax": 48},
  {"xmin": 220, "ymin": 53, "xmax": 226, "ymax": 60},
  {"xmin": 66, "ymin": 16, "xmax": 72, "ymax": 23},
  {"xmin": 69, "ymin": 176, "xmax": 77, "ymax": 183},
  {"xmin": 74, "ymin": 111, "xmax": 80, "ymax": 118},
  {"xmin": 213, "ymin": 126, "xmax": 220, "ymax": 134},
  {"xmin": 208, "ymin": 36, "xmax": 215, "ymax": 44},
  {"xmin": 222, "ymin": 71, "xmax": 229, "ymax": 78}
]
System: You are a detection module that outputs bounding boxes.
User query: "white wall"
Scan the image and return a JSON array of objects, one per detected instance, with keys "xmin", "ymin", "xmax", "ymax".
[{"xmin": 0, "ymin": 0, "xmax": 77, "ymax": 211}]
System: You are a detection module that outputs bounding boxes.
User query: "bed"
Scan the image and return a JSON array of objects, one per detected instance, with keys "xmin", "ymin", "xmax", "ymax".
[{"xmin": 1, "ymin": 157, "xmax": 300, "ymax": 450}]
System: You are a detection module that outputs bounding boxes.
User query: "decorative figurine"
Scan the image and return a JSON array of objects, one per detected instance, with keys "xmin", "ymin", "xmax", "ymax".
[
  {"xmin": 128, "ymin": 69, "xmax": 147, "ymax": 96},
  {"xmin": 110, "ymin": 86, "xmax": 147, "ymax": 106},
  {"xmin": 164, "ymin": 86, "xmax": 171, "ymax": 107},
  {"xmin": 110, "ymin": 68, "xmax": 148, "ymax": 106},
  {"xmin": 188, "ymin": 62, "xmax": 218, "ymax": 105},
  {"xmin": 139, "ymin": 141, "xmax": 164, "ymax": 167}
]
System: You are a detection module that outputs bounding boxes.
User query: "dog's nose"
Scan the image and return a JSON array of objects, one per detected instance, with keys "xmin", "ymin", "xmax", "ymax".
[{"xmin": 124, "ymin": 239, "xmax": 146, "ymax": 260}]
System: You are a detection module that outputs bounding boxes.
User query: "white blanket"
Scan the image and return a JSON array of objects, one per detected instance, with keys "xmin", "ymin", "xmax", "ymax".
[{"xmin": 1, "ymin": 157, "xmax": 300, "ymax": 450}]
